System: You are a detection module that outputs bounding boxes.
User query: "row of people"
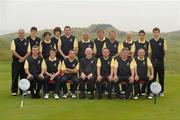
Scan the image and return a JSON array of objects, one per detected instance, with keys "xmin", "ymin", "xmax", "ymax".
[
  {"xmin": 11, "ymin": 26, "xmax": 167, "ymax": 99},
  {"xmin": 24, "ymin": 46, "xmax": 154, "ymax": 99}
]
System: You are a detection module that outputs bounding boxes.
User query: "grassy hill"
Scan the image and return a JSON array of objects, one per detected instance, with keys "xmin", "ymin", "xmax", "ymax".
[{"xmin": 0, "ymin": 24, "xmax": 180, "ymax": 73}]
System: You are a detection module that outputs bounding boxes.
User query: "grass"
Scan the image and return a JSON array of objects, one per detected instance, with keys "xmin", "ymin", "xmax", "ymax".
[{"xmin": 0, "ymin": 62, "xmax": 180, "ymax": 120}]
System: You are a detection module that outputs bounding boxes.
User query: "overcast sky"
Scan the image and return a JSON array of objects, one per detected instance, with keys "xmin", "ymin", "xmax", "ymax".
[{"xmin": 0, "ymin": 0, "xmax": 180, "ymax": 35}]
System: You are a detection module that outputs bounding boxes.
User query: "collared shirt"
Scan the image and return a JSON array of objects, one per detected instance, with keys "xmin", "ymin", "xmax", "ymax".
[{"xmin": 97, "ymin": 57, "xmax": 115, "ymax": 68}]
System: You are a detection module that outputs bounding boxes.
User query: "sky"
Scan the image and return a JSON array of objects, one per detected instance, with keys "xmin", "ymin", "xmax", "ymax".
[{"xmin": 0, "ymin": 0, "xmax": 180, "ymax": 35}]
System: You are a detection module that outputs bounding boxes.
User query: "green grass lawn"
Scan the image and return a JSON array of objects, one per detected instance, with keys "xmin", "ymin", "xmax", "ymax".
[{"xmin": 0, "ymin": 62, "xmax": 180, "ymax": 120}]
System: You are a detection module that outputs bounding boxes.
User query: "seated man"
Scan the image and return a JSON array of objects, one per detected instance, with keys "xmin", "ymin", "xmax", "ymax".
[
  {"xmin": 96, "ymin": 48, "xmax": 114, "ymax": 99},
  {"xmin": 24, "ymin": 45, "xmax": 45, "ymax": 98},
  {"xmin": 61, "ymin": 49, "xmax": 79, "ymax": 99},
  {"xmin": 79, "ymin": 48, "xmax": 97, "ymax": 99},
  {"xmin": 114, "ymin": 47, "xmax": 135, "ymax": 99},
  {"xmin": 43, "ymin": 48, "xmax": 62, "ymax": 99},
  {"xmin": 133, "ymin": 48, "xmax": 154, "ymax": 100}
]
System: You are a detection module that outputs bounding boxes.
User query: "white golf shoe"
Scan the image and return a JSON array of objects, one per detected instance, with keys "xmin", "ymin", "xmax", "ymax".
[{"xmin": 44, "ymin": 93, "xmax": 49, "ymax": 99}]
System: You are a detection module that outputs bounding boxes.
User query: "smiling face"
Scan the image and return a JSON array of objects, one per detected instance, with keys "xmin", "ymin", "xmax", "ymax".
[
  {"xmin": 109, "ymin": 31, "xmax": 116, "ymax": 40},
  {"xmin": 68, "ymin": 50, "xmax": 76, "ymax": 59},
  {"xmin": 64, "ymin": 27, "xmax": 71, "ymax": 36},
  {"xmin": 82, "ymin": 32, "xmax": 90, "ymax": 41},
  {"xmin": 18, "ymin": 30, "xmax": 25, "ymax": 39},
  {"xmin": 138, "ymin": 48, "xmax": 145, "ymax": 58},
  {"xmin": 102, "ymin": 48, "xmax": 110, "ymax": 58},
  {"xmin": 31, "ymin": 47, "xmax": 39, "ymax": 56},
  {"xmin": 85, "ymin": 48, "xmax": 93, "ymax": 57},
  {"xmin": 121, "ymin": 49, "xmax": 129, "ymax": 59},
  {"xmin": 49, "ymin": 50, "xmax": 56, "ymax": 59},
  {"xmin": 30, "ymin": 30, "xmax": 37, "ymax": 37},
  {"xmin": 97, "ymin": 30, "xmax": 105, "ymax": 40}
]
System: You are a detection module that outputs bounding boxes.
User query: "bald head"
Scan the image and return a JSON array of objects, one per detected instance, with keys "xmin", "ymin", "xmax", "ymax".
[
  {"xmin": 126, "ymin": 31, "xmax": 132, "ymax": 41},
  {"xmin": 85, "ymin": 47, "xmax": 93, "ymax": 58}
]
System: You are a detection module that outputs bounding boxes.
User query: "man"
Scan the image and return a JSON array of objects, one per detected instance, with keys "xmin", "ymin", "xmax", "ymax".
[
  {"xmin": 40, "ymin": 31, "xmax": 56, "ymax": 59},
  {"xmin": 43, "ymin": 48, "xmax": 62, "ymax": 99},
  {"xmin": 149, "ymin": 27, "xmax": 167, "ymax": 97},
  {"xmin": 24, "ymin": 45, "xmax": 45, "ymax": 98},
  {"xmin": 118, "ymin": 31, "xmax": 135, "ymax": 58},
  {"xmin": 27, "ymin": 27, "xmax": 41, "ymax": 50},
  {"xmin": 51, "ymin": 27, "xmax": 62, "ymax": 59},
  {"xmin": 106, "ymin": 31, "xmax": 119, "ymax": 58},
  {"xmin": 134, "ymin": 30, "xmax": 150, "ymax": 57},
  {"xmin": 61, "ymin": 49, "xmax": 79, "ymax": 98},
  {"xmin": 11, "ymin": 29, "xmax": 30, "ymax": 96},
  {"xmin": 78, "ymin": 31, "xmax": 96, "ymax": 60},
  {"xmin": 58, "ymin": 26, "xmax": 78, "ymax": 60},
  {"xmin": 133, "ymin": 48, "xmax": 154, "ymax": 100},
  {"xmin": 96, "ymin": 48, "xmax": 114, "ymax": 99},
  {"xmin": 94, "ymin": 29, "xmax": 109, "ymax": 58},
  {"xmin": 114, "ymin": 47, "xmax": 135, "ymax": 99},
  {"xmin": 79, "ymin": 48, "xmax": 97, "ymax": 99}
]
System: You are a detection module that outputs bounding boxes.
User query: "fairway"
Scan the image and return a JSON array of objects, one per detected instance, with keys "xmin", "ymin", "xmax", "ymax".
[{"xmin": 0, "ymin": 62, "xmax": 180, "ymax": 120}]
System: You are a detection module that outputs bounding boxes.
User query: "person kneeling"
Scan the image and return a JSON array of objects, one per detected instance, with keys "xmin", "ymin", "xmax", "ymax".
[
  {"xmin": 24, "ymin": 45, "xmax": 45, "ymax": 98},
  {"xmin": 96, "ymin": 48, "xmax": 114, "ymax": 99},
  {"xmin": 44, "ymin": 48, "xmax": 62, "ymax": 99},
  {"xmin": 133, "ymin": 48, "xmax": 154, "ymax": 100},
  {"xmin": 114, "ymin": 47, "xmax": 135, "ymax": 99}
]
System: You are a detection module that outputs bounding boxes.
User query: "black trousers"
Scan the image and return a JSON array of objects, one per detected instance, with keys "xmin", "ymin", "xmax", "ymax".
[
  {"xmin": 43, "ymin": 75, "xmax": 61, "ymax": 94},
  {"xmin": 79, "ymin": 76, "xmax": 96, "ymax": 94},
  {"xmin": 61, "ymin": 74, "xmax": 78, "ymax": 94},
  {"xmin": 11, "ymin": 60, "xmax": 26, "ymax": 93},
  {"xmin": 28, "ymin": 75, "xmax": 43, "ymax": 95},
  {"xmin": 134, "ymin": 77, "xmax": 150, "ymax": 96},
  {"xmin": 152, "ymin": 59, "xmax": 165, "ymax": 93},
  {"xmin": 114, "ymin": 76, "xmax": 132, "ymax": 98},
  {"xmin": 96, "ymin": 76, "xmax": 113, "ymax": 97}
]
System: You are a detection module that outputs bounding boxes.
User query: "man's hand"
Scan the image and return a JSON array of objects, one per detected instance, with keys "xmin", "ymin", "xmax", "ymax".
[
  {"xmin": 108, "ymin": 75, "xmax": 114, "ymax": 82},
  {"xmin": 97, "ymin": 75, "xmax": 102, "ymax": 82},
  {"xmin": 149, "ymin": 75, "xmax": 153, "ymax": 81},
  {"xmin": 87, "ymin": 73, "xmax": 93, "ymax": 80},
  {"xmin": 135, "ymin": 75, "xmax": 139, "ymax": 81},
  {"xmin": 27, "ymin": 74, "xmax": 33, "ymax": 79},
  {"xmin": 113, "ymin": 75, "xmax": 119, "ymax": 82},
  {"xmin": 38, "ymin": 74, "xmax": 44, "ymax": 79},
  {"xmin": 64, "ymin": 56, "xmax": 69, "ymax": 59},
  {"xmin": 18, "ymin": 57, "xmax": 25, "ymax": 63},
  {"xmin": 129, "ymin": 76, "xmax": 134, "ymax": 83},
  {"xmin": 81, "ymin": 73, "xmax": 86, "ymax": 80}
]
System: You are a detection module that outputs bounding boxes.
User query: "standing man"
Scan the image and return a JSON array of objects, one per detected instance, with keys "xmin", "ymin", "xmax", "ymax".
[
  {"xmin": 24, "ymin": 45, "xmax": 45, "ymax": 98},
  {"xmin": 11, "ymin": 29, "xmax": 30, "ymax": 96},
  {"xmin": 96, "ymin": 48, "xmax": 114, "ymax": 99},
  {"xmin": 43, "ymin": 48, "xmax": 62, "ymax": 99},
  {"xmin": 118, "ymin": 32, "xmax": 135, "ymax": 58},
  {"xmin": 94, "ymin": 29, "xmax": 109, "ymax": 58},
  {"xmin": 79, "ymin": 48, "xmax": 97, "ymax": 99},
  {"xmin": 133, "ymin": 49, "xmax": 154, "ymax": 100},
  {"xmin": 134, "ymin": 30, "xmax": 150, "ymax": 57},
  {"xmin": 52, "ymin": 27, "xmax": 62, "ymax": 59},
  {"xmin": 78, "ymin": 31, "xmax": 96, "ymax": 60},
  {"xmin": 40, "ymin": 31, "xmax": 56, "ymax": 59},
  {"xmin": 106, "ymin": 31, "xmax": 119, "ymax": 58},
  {"xmin": 114, "ymin": 48, "xmax": 135, "ymax": 99},
  {"xmin": 149, "ymin": 27, "xmax": 167, "ymax": 97},
  {"xmin": 61, "ymin": 49, "xmax": 79, "ymax": 98},
  {"xmin": 27, "ymin": 27, "xmax": 41, "ymax": 50},
  {"xmin": 58, "ymin": 26, "xmax": 78, "ymax": 60}
]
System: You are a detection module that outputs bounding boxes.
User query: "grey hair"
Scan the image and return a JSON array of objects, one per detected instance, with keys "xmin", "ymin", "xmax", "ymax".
[{"xmin": 18, "ymin": 29, "xmax": 25, "ymax": 33}]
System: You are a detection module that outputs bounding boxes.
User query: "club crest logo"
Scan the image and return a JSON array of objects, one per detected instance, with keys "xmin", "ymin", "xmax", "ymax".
[
  {"xmin": 72, "ymin": 64, "xmax": 75, "ymax": 67},
  {"xmin": 24, "ymin": 42, "xmax": 27, "ymax": 46},
  {"xmin": 89, "ymin": 44, "xmax": 91, "ymax": 47},
  {"xmin": 107, "ymin": 61, "xmax": 110, "ymax": 64},
  {"xmin": 159, "ymin": 42, "xmax": 162, "ymax": 46},
  {"xmin": 36, "ymin": 41, "xmax": 38, "ymax": 45},
  {"xmin": 91, "ymin": 61, "xmax": 93, "ymax": 64},
  {"xmin": 54, "ymin": 63, "xmax": 57, "ymax": 66},
  {"xmin": 38, "ymin": 60, "xmax": 41, "ymax": 64},
  {"xmin": 114, "ymin": 44, "xmax": 117, "ymax": 48},
  {"xmin": 127, "ymin": 62, "xmax": 129, "ymax": 66},
  {"xmin": 70, "ymin": 39, "xmax": 72, "ymax": 42}
]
